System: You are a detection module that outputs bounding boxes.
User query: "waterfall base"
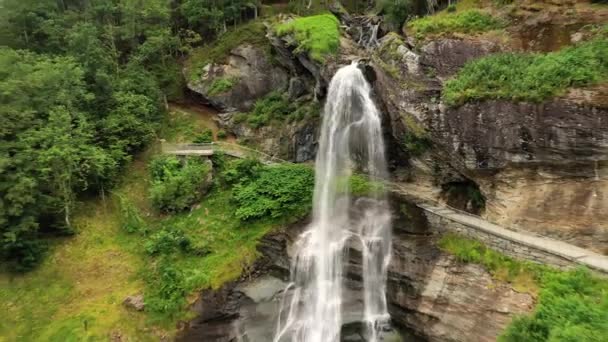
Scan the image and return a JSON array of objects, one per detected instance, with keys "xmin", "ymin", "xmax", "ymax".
[{"xmin": 177, "ymin": 274, "xmax": 423, "ymax": 342}]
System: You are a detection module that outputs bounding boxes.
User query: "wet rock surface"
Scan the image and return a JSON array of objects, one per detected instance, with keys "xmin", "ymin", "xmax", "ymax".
[{"xmin": 179, "ymin": 197, "xmax": 534, "ymax": 341}]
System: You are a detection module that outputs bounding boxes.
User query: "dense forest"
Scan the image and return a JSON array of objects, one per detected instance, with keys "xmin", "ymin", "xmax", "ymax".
[{"xmin": 0, "ymin": 0, "xmax": 270, "ymax": 270}]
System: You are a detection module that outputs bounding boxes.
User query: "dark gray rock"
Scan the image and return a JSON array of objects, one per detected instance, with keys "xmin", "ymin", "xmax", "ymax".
[
  {"xmin": 420, "ymin": 38, "xmax": 502, "ymax": 80},
  {"xmin": 288, "ymin": 77, "xmax": 307, "ymax": 100},
  {"xmin": 187, "ymin": 44, "xmax": 289, "ymax": 112}
]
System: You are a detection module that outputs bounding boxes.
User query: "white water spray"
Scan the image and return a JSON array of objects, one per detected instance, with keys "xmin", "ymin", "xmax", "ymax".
[{"xmin": 274, "ymin": 63, "xmax": 392, "ymax": 342}]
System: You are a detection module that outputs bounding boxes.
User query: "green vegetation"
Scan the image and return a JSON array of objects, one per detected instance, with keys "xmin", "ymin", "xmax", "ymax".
[
  {"xmin": 439, "ymin": 233, "xmax": 608, "ymax": 341},
  {"xmin": 0, "ymin": 156, "xmax": 154, "ymax": 340},
  {"xmin": 403, "ymin": 115, "xmax": 432, "ymax": 157},
  {"xmin": 408, "ymin": 10, "xmax": 504, "ymax": 37},
  {"xmin": 193, "ymin": 129, "xmax": 214, "ymax": 143},
  {"xmin": 241, "ymin": 92, "xmax": 321, "ymax": 128},
  {"xmin": 0, "ymin": 0, "xmax": 188, "ymax": 269},
  {"xmin": 347, "ymin": 174, "xmax": 387, "ymax": 197},
  {"xmin": 233, "ymin": 163, "xmax": 315, "ymax": 221},
  {"xmin": 217, "ymin": 129, "xmax": 228, "ymax": 139},
  {"xmin": 380, "ymin": 0, "xmax": 414, "ymax": 30},
  {"xmin": 180, "ymin": 0, "xmax": 260, "ymax": 36},
  {"xmin": 207, "ymin": 77, "xmax": 239, "ymax": 95},
  {"xmin": 443, "ymin": 38, "xmax": 608, "ymax": 105},
  {"xmin": 149, "ymin": 156, "xmax": 211, "ymax": 213},
  {"xmin": 188, "ymin": 21, "xmax": 269, "ymax": 80},
  {"xmin": 142, "ymin": 157, "xmax": 314, "ymax": 322},
  {"xmin": 275, "ymin": 14, "xmax": 340, "ymax": 62}
]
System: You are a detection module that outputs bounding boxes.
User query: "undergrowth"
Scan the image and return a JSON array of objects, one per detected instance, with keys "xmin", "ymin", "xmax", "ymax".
[
  {"xmin": 439, "ymin": 233, "xmax": 608, "ymax": 341},
  {"xmin": 235, "ymin": 91, "xmax": 320, "ymax": 128},
  {"xmin": 275, "ymin": 14, "xmax": 340, "ymax": 62},
  {"xmin": 408, "ymin": 9, "xmax": 504, "ymax": 38},
  {"xmin": 207, "ymin": 77, "xmax": 238, "ymax": 96},
  {"xmin": 443, "ymin": 38, "xmax": 608, "ymax": 105}
]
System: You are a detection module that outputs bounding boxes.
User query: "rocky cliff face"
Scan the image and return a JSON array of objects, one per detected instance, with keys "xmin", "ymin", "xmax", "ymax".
[
  {"xmin": 187, "ymin": 44, "xmax": 289, "ymax": 112},
  {"xmin": 370, "ymin": 12, "xmax": 608, "ymax": 252}
]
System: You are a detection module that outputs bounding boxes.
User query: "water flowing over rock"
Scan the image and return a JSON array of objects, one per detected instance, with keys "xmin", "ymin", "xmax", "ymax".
[{"xmin": 273, "ymin": 63, "xmax": 392, "ymax": 342}]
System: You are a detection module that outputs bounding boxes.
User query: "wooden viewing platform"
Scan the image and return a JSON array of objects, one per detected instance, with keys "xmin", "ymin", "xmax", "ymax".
[{"xmin": 161, "ymin": 141, "xmax": 287, "ymax": 165}]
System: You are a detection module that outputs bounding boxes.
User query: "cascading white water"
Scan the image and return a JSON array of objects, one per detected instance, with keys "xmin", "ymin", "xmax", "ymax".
[{"xmin": 274, "ymin": 63, "xmax": 392, "ymax": 342}]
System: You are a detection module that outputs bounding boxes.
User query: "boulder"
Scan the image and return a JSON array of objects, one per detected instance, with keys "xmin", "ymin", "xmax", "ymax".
[
  {"xmin": 123, "ymin": 294, "xmax": 144, "ymax": 311},
  {"xmin": 187, "ymin": 44, "xmax": 289, "ymax": 112}
]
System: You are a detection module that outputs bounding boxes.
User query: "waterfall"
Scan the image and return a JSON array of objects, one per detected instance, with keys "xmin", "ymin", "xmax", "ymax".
[{"xmin": 274, "ymin": 63, "xmax": 392, "ymax": 342}]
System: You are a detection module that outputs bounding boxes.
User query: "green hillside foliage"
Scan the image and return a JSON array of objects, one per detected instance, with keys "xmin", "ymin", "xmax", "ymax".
[
  {"xmin": 440, "ymin": 233, "xmax": 608, "ymax": 341},
  {"xmin": 275, "ymin": 14, "xmax": 340, "ymax": 62},
  {"xmin": 408, "ymin": 9, "xmax": 504, "ymax": 37},
  {"xmin": 0, "ymin": 0, "xmax": 208, "ymax": 270},
  {"xmin": 443, "ymin": 38, "xmax": 608, "ymax": 105},
  {"xmin": 149, "ymin": 156, "xmax": 212, "ymax": 213}
]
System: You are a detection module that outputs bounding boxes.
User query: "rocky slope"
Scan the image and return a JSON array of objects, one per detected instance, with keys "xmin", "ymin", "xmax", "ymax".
[{"xmin": 370, "ymin": 1, "xmax": 608, "ymax": 253}]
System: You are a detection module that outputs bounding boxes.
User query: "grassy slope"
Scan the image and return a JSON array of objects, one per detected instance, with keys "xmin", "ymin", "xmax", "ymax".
[
  {"xmin": 439, "ymin": 233, "xmax": 608, "ymax": 341},
  {"xmin": 406, "ymin": 0, "xmax": 502, "ymax": 37},
  {"xmin": 0, "ymin": 106, "xmax": 282, "ymax": 340},
  {"xmin": 275, "ymin": 14, "xmax": 340, "ymax": 62},
  {"xmin": 443, "ymin": 37, "xmax": 608, "ymax": 105},
  {"xmin": 0, "ymin": 153, "xmax": 153, "ymax": 341}
]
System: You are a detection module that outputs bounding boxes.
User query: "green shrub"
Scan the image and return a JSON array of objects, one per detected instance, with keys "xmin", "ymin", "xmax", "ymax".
[
  {"xmin": 207, "ymin": 77, "xmax": 237, "ymax": 96},
  {"xmin": 246, "ymin": 92, "xmax": 291, "ymax": 128},
  {"xmin": 443, "ymin": 38, "xmax": 608, "ymax": 105},
  {"xmin": 149, "ymin": 156, "xmax": 211, "ymax": 212},
  {"xmin": 381, "ymin": 0, "xmax": 414, "ymax": 30},
  {"xmin": 244, "ymin": 92, "xmax": 319, "ymax": 127},
  {"xmin": 275, "ymin": 14, "xmax": 340, "ymax": 62},
  {"xmin": 340, "ymin": 174, "xmax": 386, "ymax": 197},
  {"xmin": 221, "ymin": 158, "xmax": 264, "ymax": 186},
  {"xmin": 233, "ymin": 163, "xmax": 314, "ymax": 221},
  {"xmin": 144, "ymin": 259, "xmax": 188, "ymax": 318},
  {"xmin": 2, "ymin": 239, "xmax": 47, "ymax": 272},
  {"xmin": 193, "ymin": 129, "xmax": 213, "ymax": 143},
  {"xmin": 117, "ymin": 194, "xmax": 146, "ymax": 234},
  {"xmin": 233, "ymin": 112, "xmax": 247, "ymax": 124},
  {"xmin": 408, "ymin": 10, "xmax": 504, "ymax": 37},
  {"xmin": 216, "ymin": 129, "xmax": 227, "ymax": 139},
  {"xmin": 500, "ymin": 268, "xmax": 608, "ymax": 342},
  {"xmin": 144, "ymin": 229, "xmax": 192, "ymax": 255}
]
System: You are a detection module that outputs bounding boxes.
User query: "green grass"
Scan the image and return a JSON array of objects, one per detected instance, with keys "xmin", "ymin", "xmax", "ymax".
[
  {"xmin": 443, "ymin": 38, "xmax": 608, "ymax": 105},
  {"xmin": 439, "ymin": 233, "xmax": 608, "ymax": 341},
  {"xmin": 408, "ymin": 9, "xmax": 504, "ymax": 37},
  {"xmin": 187, "ymin": 21, "xmax": 269, "ymax": 81},
  {"xmin": 0, "ymin": 105, "xmax": 267, "ymax": 340},
  {"xmin": 242, "ymin": 92, "xmax": 320, "ymax": 128},
  {"xmin": 275, "ymin": 14, "xmax": 340, "ymax": 62},
  {"xmin": 345, "ymin": 174, "xmax": 387, "ymax": 197},
  {"xmin": 207, "ymin": 77, "xmax": 238, "ymax": 96},
  {"xmin": 142, "ymin": 188, "xmax": 289, "ymax": 324},
  {"xmin": 0, "ymin": 155, "xmax": 155, "ymax": 341}
]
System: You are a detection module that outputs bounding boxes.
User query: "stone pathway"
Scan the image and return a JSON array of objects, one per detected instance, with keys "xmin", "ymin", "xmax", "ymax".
[{"xmin": 392, "ymin": 183, "xmax": 608, "ymax": 274}]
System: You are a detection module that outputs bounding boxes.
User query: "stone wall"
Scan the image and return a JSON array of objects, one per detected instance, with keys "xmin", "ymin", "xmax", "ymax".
[{"xmin": 423, "ymin": 207, "xmax": 578, "ymax": 269}]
